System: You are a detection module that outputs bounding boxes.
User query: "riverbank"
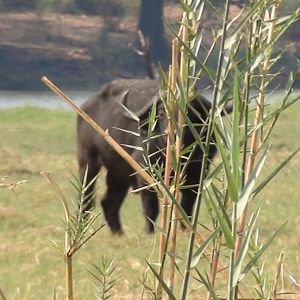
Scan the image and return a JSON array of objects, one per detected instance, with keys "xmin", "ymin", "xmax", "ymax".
[{"xmin": 0, "ymin": 6, "xmax": 299, "ymax": 90}]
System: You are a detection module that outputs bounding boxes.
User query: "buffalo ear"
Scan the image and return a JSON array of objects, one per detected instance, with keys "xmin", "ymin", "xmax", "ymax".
[
  {"xmin": 120, "ymin": 90, "xmax": 161, "ymax": 121},
  {"xmin": 137, "ymin": 95, "xmax": 161, "ymax": 122},
  {"xmin": 221, "ymin": 101, "xmax": 233, "ymax": 115}
]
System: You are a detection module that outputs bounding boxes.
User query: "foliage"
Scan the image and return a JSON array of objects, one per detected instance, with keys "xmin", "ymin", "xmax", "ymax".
[{"xmin": 87, "ymin": 257, "xmax": 120, "ymax": 300}]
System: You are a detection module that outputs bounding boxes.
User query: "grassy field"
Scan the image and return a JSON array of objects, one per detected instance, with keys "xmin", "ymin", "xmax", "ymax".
[{"xmin": 0, "ymin": 101, "xmax": 299, "ymax": 299}]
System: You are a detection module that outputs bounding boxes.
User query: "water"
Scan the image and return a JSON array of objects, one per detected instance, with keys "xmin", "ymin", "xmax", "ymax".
[
  {"xmin": 0, "ymin": 89, "xmax": 299, "ymax": 110},
  {"xmin": 0, "ymin": 90, "xmax": 95, "ymax": 110}
]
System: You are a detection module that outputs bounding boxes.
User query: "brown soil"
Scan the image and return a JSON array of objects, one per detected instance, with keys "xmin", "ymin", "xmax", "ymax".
[{"xmin": 0, "ymin": 12, "xmax": 140, "ymax": 90}]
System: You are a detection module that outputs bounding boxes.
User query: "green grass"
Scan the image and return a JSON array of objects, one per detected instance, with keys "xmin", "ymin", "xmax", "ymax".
[{"xmin": 0, "ymin": 103, "xmax": 299, "ymax": 299}]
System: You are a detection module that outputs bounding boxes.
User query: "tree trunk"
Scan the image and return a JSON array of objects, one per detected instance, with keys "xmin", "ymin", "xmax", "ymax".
[{"xmin": 138, "ymin": 0, "xmax": 170, "ymax": 66}]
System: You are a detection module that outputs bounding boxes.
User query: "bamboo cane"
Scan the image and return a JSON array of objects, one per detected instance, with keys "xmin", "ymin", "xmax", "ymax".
[
  {"xmin": 65, "ymin": 253, "xmax": 73, "ymax": 300},
  {"xmin": 157, "ymin": 38, "xmax": 178, "ymax": 299},
  {"xmin": 167, "ymin": 13, "xmax": 189, "ymax": 296}
]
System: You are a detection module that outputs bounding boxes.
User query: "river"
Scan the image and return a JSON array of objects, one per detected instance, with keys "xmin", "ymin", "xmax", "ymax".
[{"xmin": 0, "ymin": 89, "xmax": 299, "ymax": 110}]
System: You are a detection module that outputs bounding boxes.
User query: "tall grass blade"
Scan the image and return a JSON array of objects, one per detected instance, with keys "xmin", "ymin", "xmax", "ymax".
[
  {"xmin": 231, "ymin": 67, "xmax": 241, "ymax": 200},
  {"xmin": 240, "ymin": 221, "xmax": 287, "ymax": 282},
  {"xmin": 145, "ymin": 261, "xmax": 176, "ymax": 300},
  {"xmin": 210, "ymin": 196, "xmax": 235, "ymax": 250},
  {"xmin": 215, "ymin": 130, "xmax": 238, "ymax": 203},
  {"xmin": 191, "ymin": 228, "xmax": 220, "ymax": 268},
  {"xmin": 195, "ymin": 270, "xmax": 220, "ymax": 300},
  {"xmin": 253, "ymin": 149, "xmax": 299, "ymax": 198}
]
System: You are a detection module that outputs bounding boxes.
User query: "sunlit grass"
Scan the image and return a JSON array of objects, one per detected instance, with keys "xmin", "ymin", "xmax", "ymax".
[{"xmin": 0, "ymin": 103, "xmax": 299, "ymax": 298}]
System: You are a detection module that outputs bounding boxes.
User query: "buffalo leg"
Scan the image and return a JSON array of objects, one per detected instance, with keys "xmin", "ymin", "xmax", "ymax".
[
  {"xmin": 141, "ymin": 189, "xmax": 159, "ymax": 233},
  {"xmin": 78, "ymin": 150, "xmax": 101, "ymax": 211},
  {"xmin": 101, "ymin": 172, "xmax": 129, "ymax": 235}
]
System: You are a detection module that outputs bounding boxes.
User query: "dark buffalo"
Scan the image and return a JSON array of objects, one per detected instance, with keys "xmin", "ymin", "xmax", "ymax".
[{"xmin": 77, "ymin": 78, "xmax": 230, "ymax": 234}]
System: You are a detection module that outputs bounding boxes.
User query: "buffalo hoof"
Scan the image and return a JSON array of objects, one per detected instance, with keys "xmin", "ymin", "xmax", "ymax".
[
  {"xmin": 145, "ymin": 223, "xmax": 155, "ymax": 234},
  {"xmin": 107, "ymin": 222, "xmax": 124, "ymax": 235},
  {"xmin": 111, "ymin": 228, "xmax": 124, "ymax": 235}
]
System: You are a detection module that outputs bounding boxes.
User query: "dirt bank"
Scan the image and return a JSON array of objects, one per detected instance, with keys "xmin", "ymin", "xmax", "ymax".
[{"xmin": 0, "ymin": 8, "xmax": 299, "ymax": 90}]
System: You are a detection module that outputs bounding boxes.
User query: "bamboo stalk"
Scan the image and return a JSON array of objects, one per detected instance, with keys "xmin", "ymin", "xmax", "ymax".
[
  {"xmin": 41, "ymin": 170, "xmax": 73, "ymax": 300},
  {"xmin": 157, "ymin": 39, "xmax": 178, "ymax": 299},
  {"xmin": 65, "ymin": 253, "xmax": 73, "ymax": 300},
  {"xmin": 168, "ymin": 13, "xmax": 189, "ymax": 296}
]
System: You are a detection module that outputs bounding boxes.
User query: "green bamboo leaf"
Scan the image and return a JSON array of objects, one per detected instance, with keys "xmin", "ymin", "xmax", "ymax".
[
  {"xmin": 210, "ymin": 197, "xmax": 235, "ymax": 250},
  {"xmin": 154, "ymin": 169, "xmax": 191, "ymax": 229},
  {"xmin": 264, "ymin": 95, "xmax": 300, "ymax": 124},
  {"xmin": 113, "ymin": 127, "xmax": 140, "ymax": 137},
  {"xmin": 204, "ymin": 162, "xmax": 223, "ymax": 191},
  {"xmin": 253, "ymin": 149, "xmax": 299, "ymax": 198},
  {"xmin": 211, "ymin": 184, "xmax": 231, "ymax": 229},
  {"xmin": 165, "ymin": 21, "xmax": 216, "ymax": 83},
  {"xmin": 179, "ymin": 0, "xmax": 191, "ymax": 13},
  {"xmin": 118, "ymin": 99, "xmax": 139, "ymax": 122},
  {"xmin": 250, "ymin": 7, "xmax": 300, "ymax": 73},
  {"xmin": 215, "ymin": 130, "xmax": 238, "ymax": 203},
  {"xmin": 121, "ymin": 144, "xmax": 143, "ymax": 152},
  {"xmin": 236, "ymin": 146, "xmax": 270, "ymax": 219},
  {"xmin": 182, "ymin": 117, "xmax": 205, "ymax": 154},
  {"xmin": 240, "ymin": 221, "xmax": 287, "ymax": 281},
  {"xmin": 145, "ymin": 260, "xmax": 176, "ymax": 300},
  {"xmin": 233, "ymin": 205, "xmax": 261, "ymax": 287},
  {"xmin": 231, "ymin": 67, "xmax": 241, "ymax": 198},
  {"xmin": 191, "ymin": 228, "xmax": 220, "ymax": 268},
  {"xmin": 194, "ymin": 270, "xmax": 220, "ymax": 300}
]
